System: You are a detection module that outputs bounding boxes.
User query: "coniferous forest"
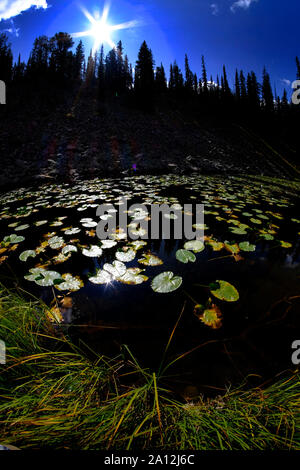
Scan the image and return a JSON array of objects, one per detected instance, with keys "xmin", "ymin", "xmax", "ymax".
[{"xmin": 1, "ymin": 31, "xmax": 300, "ymax": 188}]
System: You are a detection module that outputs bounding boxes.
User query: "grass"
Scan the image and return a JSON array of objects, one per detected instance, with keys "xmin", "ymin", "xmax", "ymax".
[{"xmin": 0, "ymin": 284, "xmax": 299, "ymax": 450}]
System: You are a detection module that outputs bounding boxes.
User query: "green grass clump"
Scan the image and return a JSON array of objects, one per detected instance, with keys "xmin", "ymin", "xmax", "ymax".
[{"xmin": 0, "ymin": 284, "xmax": 299, "ymax": 450}]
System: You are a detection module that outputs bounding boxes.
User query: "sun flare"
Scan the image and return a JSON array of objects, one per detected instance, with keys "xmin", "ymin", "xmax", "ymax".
[{"xmin": 73, "ymin": 3, "xmax": 139, "ymax": 53}]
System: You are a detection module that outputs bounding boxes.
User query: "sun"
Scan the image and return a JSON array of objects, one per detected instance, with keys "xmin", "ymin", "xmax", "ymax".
[
  {"xmin": 73, "ymin": 3, "xmax": 139, "ymax": 53},
  {"xmin": 90, "ymin": 20, "xmax": 113, "ymax": 48}
]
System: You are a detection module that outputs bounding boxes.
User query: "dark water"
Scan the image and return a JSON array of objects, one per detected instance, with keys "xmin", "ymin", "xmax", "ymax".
[{"xmin": 0, "ymin": 173, "xmax": 300, "ymax": 396}]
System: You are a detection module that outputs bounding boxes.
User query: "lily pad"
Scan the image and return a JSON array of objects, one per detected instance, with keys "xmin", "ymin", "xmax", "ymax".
[
  {"xmin": 239, "ymin": 241, "xmax": 256, "ymax": 252},
  {"xmin": 101, "ymin": 240, "xmax": 117, "ymax": 249},
  {"xmin": 62, "ymin": 245, "xmax": 78, "ymax": 255},
  {"xmin": 64, "ymin": 227, "xmax": 81, "ymax": 235},
  {"xmin": 82, "ymin": 245, "xmax": 103, "ymax": 257},
  {"xmin": 48, "ymin": 236, "xmax": 65, "ymax": 249},
  {"xmin": 151, "ymin": 271, "xmax": 182, "ymax": 294},
  {"xmin": 184, "ymin": 240, "xmax": 204, "ymax": 253},
  {"xmin": 210, "ymin": 280, "xmax": 239, "ymax": 302},
  {"xmin": 116, "ymin": 249, "xmax": 136, "ymax": 262},
  {"xmin": 55, "ymin": 274, "xmax": 83, "ymax": 292},
  {"xmin": 19, "ymin": 250, "xmax": 36, "ymax": 262},
  {"xmin": 15, "ymin": 224, "xmax": 30, "ymax": 231},
  {"xmin": 118, "ymin": 268, "xmax": 148, "ymax": 285},
  {"xmin": 103, "ymin": 261, "xmax": 127, "ymax": 278},
  {"xmin": 35, "ymin": 270, "xmax": 62, "ymax": 287},
  {"xmin": 89, "ymin": 270, "xmax": 113, "ymax": 285},
  {"xmin": 4, "ymin": 234, "xmax": 25, "ymax": 244},
  {"xmin": 138, "ymin": 253, "xmax": 163, "ymax": 266},
  {"xmin": 176, "ymin": 249, "xmax": 196, "ymax": 264},
  {"xmin": 280, "ymin": 241, "xmax": 292, "ymax": 248},
  {"xmin": 195, "ymin": 305, "xmax": 222, "ymax": 329}
]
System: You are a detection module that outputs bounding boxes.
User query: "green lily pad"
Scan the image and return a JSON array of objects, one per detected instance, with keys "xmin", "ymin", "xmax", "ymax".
[
  {"xmin": 55, "ymin": 274, "xmax": 83, "ymax": 292},
  {"xmin": 4, "ymin": 234, "xmax": 25, "ymax": 244},
  {"xmin": 250, "ymin": 218, "xmax": 262, "ymax": 225},
  {"xmin": 260, "ymin": 233, "xmax": 274, "ymax": 241},
  {"xmin": 24, "ymin": 267, "xmax": 46, "ymax": 282},
  {"xmin": 82, "ymin": 245, "xmax": 103, "ymax": 257},
  {"xmin": 176, "ymin": 249, "xmax": 196, "ymax": 264},
  {"xmin": 19, "ymin": 250, "xmax": 36, "ymax": 262},
  {"xmin": 101, "ymin": 240, "xmax": 117, "ymax": 249},
  {"xmin": 209, "ymin": 280, "xmax": 239, "ymax": 302},
  {"xmin": 89, "ymin": 270, "xmax": 113, "ymax": 285},
  {"xmin": 151, "ymin": 271, "xmax": 182, "ymax": 294},
  {"xmin": 64, "ymin": 227, "xmax": 81, "ymax": 235},
  {"xmin": 48, "ymin": 236, "xmax": 65, "ymax": 249},
  {"xmin": 35, "ymin": 270, "xmax": 62, "ymax": 287},
  {"xmin": 103, "ymin": 261, "xmax": 127, "ymax": 278},
  {"xmin": 62, "ymin": 245, "xmax": 78, "ymax": 255},
  {"xmin": 239, "ymin": 241, "xmax": 256, "ymax": 252},
  {"xmin": 15, "ymin": 224, "xmax": 30, "ymax": 231},
  {"xmin": 118, "ymin": 268, "xmax": 148, "ymax": 285},
  {"xmin": 184, "ymin": 240, "xmax": 204, "ymax": 253},
  {"xmin": 138, "ymin": 253, "xmax": 163, "ymax": 266},
  {"xmin": 229, "ymin": 226, "xmax": 248, "ymax": 235},
  {"xmin": 116, "ymin": 249, "xmax": 136, "ymax": 262}
]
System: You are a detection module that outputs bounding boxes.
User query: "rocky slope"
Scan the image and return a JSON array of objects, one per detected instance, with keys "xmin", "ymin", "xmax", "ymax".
[{"xmin": 0, "ymin": 94, "xmax": 299, "ymax": 191}]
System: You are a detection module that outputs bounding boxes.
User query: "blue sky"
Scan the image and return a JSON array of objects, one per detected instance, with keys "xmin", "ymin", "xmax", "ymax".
[{"xmin": 0, "ymin": 0, "xmax": 299, "ymax": 97}]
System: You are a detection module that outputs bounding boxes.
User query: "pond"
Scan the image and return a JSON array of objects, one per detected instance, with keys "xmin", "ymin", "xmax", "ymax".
[{"xmin": 0, "ymin": 173, "xmax": 300, "ymax": 397}]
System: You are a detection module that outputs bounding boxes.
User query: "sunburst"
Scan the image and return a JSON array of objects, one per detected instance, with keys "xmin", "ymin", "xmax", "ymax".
[{"xmin": 73, "ymin": 3, "xmax": 138, "ymax": 53}]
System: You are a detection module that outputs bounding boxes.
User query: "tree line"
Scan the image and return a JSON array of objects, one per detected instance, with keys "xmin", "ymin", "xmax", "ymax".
[{"xmin": 1, "ymin": 31, "xmax": 299, "ymax": 121}]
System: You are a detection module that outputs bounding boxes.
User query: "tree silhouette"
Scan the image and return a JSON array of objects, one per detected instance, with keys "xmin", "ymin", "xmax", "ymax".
[
  {"xmin": 134, "ymin": 41, "xmax": 154, "ymax": 108},
  {"xmin": 0, "ymin": 34, "xmax": 13, "ymax": 83},
  {"xmin": 49, "ymin": 33, "xmax": 74, "ymax": 84},
  {"xmin": 296, "ymin": 57, "xmax": 300, "ymax": 80},
  {"xmin": 262, "ymin": 67, "xmax": 274, "ymax": 113},
  {"xmin": 74, "ymin": 40, "xmax": 85, "ymax": 80},
  {"xmin": 185, "ymin": 54, "xmax": 194, "ymax": 96},
  {"xmin": 155, "ymin": 63, "xmax": 167, "ymax": 94},
  {"xmin": 201, "ymin": 55, "xmax": 208, "ymax": 95}
]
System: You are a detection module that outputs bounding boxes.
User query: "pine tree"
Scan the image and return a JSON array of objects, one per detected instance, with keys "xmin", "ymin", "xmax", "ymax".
[
  {"xmin": 105, "ymin": 48, "xmax": 119, "ymax": 95},
  {"xmin": 0, "ymin": 34, "xmax": 13, "ymax": 83},
  {"xmin": 49, "ymin": 32, "xmax": 74, "ymax": 83},
  {"xmin": 134, "ymin": 41, "xmax": 155, "ymax": 107},
  {"xmin": 116, "ymin": 40, "xmax": 125, "ymax": 93},
  {"xmin": 13, "ymin": 53, "xmax": 25, "ymax": 82},
  {"xmin": 172, "ymin": 61, "xmax": 184, "ymax": 95},
  {"xmin": 296, "ymin": 57, "xmax": 300, "ymax": 79},
  {"xmin": 169, "ymin": 64, "xmax": 174, "ymax": 91},
  {"xmin": 239, "ymin": 70, "xmax": 247, "ymax": 102},
  {"xmin": 184, "ymin": 54, "xmax": 194, "ymax": 94},
  {"xmin": 124, "ymin": 54, "xmax": 132, "ymax": 90},
  {"xmin": 74, "ymin": 40, "xmax": 85, "ymax": 80},
  {"xmin": 86, "ymin": 49, "xmax": 96, "ymax": 85},
  {"xmin": 27, "ymin": 35, "xmax": 50, "ymax": 82},
  {"xmin": 262, "ymin": 67, "xmax": 274, "ymax": 112},
  {"xmin": 247, "ymin": 71, "xmax": 261, "ymax": 112},
  {"xmin": 222, "ymin": 65, "xmax": 231, "ymax": 99},
  {"xmin": 98, "ymin": 45, "xmax": 105, "ymax": 100},
  {"xmin": 193, "ymin": 73, "xmax": 198, "ymax": 94},
  {"xmin": 281, "ymin": 88, "xmax": 289, "ymax": 112},
  {"xmin": 235, "ymin": 69, "xmax": 240, "ymax": 100},
  {"xmin": 201, "ymin": 55, "xmax": 208, "ymax": 94},
  {"xmin": 155, "ymin": 63, "xmax": 167, "ymax": 93}
]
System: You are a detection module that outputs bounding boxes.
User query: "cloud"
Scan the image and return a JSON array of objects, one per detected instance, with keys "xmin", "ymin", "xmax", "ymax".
[
  {"xmin": 0, "ymin": 0, "xmax": 48, "ymax": 21},
  {"xmin": 231, "ymin": 0, "xmax": 258, "ymax": 12},
  {"xmin": 281, "ymin": 78, "xmax": 291, "ymax": 87},
  {"xmin": 1, "ymin": 18, "xmax": 19, "ymax": 35},
  {"xmin": 210, "ymin": 3, "xmax": 219, "ymax": 15}
]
